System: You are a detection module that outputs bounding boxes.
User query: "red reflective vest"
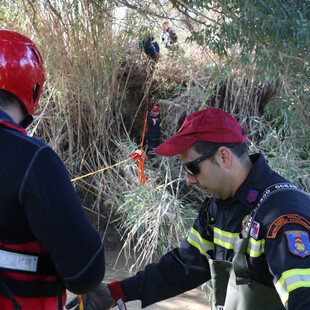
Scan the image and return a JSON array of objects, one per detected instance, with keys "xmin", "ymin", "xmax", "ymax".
[
  {"xmin": 0, "ymin": 234, "xmax": 66, "ymax": 310},
  {"xmin": 0, "ymin": 120, "xmax": 66, "ymax": 309}
]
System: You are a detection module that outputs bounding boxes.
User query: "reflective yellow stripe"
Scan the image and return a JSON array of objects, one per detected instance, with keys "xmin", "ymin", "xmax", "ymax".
[
  {"xmin": 214, "ymin": 227, "xmax": 238, "ymax": 250},
  {"xmin": 190, "ymin": 228, "xmax": 213, "ymax": 246},
  {"xmin": 214, "ymin": 227, "xmax": 265, "ymax": 257},
  {"xmin": 275, "ymin": 268, "xmax": 310, "ymax": 306},
  {"xmin": 187, "ymin": 227, "xmax": 213, "ymax": 256},
  {"xmin": 214, "ymin": 237, "xmax": 234, "ymax": 249},
  {"xmin": 214, "ymin": 227, "xmax": 239, "ymax": 238},
  {"xmin": 187, "ymin": 237, "xmax": 207, "ymax": 255},
  {"xmin": 247, "ymin": 237, "xmax": 265, "ymax": 257}
]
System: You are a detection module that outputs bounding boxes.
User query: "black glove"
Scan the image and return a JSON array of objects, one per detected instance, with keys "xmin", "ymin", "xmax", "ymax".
[{"xmin": 65, "ymin": 282, "xmax": 126, "ymax": 310}]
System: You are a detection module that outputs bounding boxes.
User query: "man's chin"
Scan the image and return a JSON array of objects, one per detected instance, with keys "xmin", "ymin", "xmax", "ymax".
[{"xmin": 202, "ymin": 187, "xmax": 211, "ymax": 194}]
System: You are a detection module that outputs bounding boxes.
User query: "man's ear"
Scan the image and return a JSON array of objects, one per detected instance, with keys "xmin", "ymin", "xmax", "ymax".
[{"xmin": 217, "ymin": 146, "xmax": 232, "ymax": 168}]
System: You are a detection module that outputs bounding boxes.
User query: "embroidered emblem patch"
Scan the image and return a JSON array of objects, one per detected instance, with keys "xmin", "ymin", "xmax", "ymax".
[
  {"xmin": 285, "ymin": 230, "xmax": 310, "ymax": 258},
  {"xmin": 250, "ymin": 220, "xmax": 260, "ymax": 240},
  {"xmin": 267, "ymin": 215, "xmax": 310, "ymax": 238},
  {"xmin": 247, "ymin": 189, "xmax": 260, "ymax": 203}
]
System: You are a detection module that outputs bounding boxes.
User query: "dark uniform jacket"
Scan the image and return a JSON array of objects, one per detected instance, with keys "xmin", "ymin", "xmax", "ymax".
[
  {"xmin": 0, "ymin": 110, "xmax": 105, "ymax": 309},
  {"xmin": 145, "ymin": 113, "xmax": 161, "ymax": 149},
  {"xmin": 161, "ymin": 27, "xmax": 178, "ymax": 48},
  {"xmin": 141, "ymin": 35, "xmax": 160, "ymax": 56},
  {"xmin": 166, "ymin": 27, "xmax": 177, "ymax": 44},
  {"xmin": 120, "ymin": 153, "xmax": 310, "ymax": 309}
]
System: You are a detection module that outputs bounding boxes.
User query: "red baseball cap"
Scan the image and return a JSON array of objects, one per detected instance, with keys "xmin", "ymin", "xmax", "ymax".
[
  {"xmin": 155, "ymin": 107, "xmax": 247, "ymax": 156},
  {"xmin": 152, "ymin": 105, "xmax": 160, "ymax": 112}
]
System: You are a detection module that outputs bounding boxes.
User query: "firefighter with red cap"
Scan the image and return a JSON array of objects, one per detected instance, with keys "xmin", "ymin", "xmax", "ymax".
[
  {"xmin": 0, "ymin": 29, "xmax": 105, "ymax": 309},
  {"xmin": 67, "ymin": 107, "xmax": 310, "ymax": 310}
]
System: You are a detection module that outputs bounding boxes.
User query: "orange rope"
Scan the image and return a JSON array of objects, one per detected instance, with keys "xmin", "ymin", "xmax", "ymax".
[
  {"xmin": 138, "ymin": 150, "xmax": 147, "ymax": 185},
  {"xmin": 140, "ymin": 96, "xmax": 149, "ymax": 149},
  {"xmin": 137, "ymin": 96, "xmax": 149, "ymax": 185}
]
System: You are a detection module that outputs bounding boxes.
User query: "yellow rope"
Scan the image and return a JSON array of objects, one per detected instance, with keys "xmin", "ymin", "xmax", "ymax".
[
  {"xmin": 73, "ymin": 151, "xmax": 141, "ymax": 308},
  {"xmin": 74, "ymin": 156, "xmax": 134, "ymax": 308},
  {"xmin": 71, "ymin": 157, "xmax": 132, "ymax": 182},
  {"xmin": 78, "ymin": 294, "xmax": 84, "ymax": 310}
]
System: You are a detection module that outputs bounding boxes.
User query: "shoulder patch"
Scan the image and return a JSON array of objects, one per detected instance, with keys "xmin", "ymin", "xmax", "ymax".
[
  {"xmin": 247, "ymin": 189, "xmax": 260, "ymax": 203},
  {"xmin": 267, "ymin": 214, "xmax": 310, "ymax": 238},
  {"xmin": 285, "ymin": 230, "xmax": 310, "ymax": 258}
]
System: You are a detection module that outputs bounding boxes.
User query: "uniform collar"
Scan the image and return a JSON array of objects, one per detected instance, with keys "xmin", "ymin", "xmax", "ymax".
[
  {"xmin": 233, "ymin": 154, "xmax": 273, "ymax": 206},
  {"xmin": 215, "ymin": 154, "xmax": 273, "ymax": 208},
  {"xmin": 0, "ymin": 109, "xmax": 28, "ymax": 135}
]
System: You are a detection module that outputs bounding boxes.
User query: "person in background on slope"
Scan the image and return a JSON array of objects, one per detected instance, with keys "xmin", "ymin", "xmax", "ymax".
[
  {"xmin": 0, "ymin": 29, "xmax": 105, "ymax": 310},
  {"xmin": 140, "ymin": 29, "xmax": 161, "ymax": 63},
  {"xmin": 161, "ymin": 22, "xmax": 178, "ymax": 50},
  {"xmin": 67, "ymin": 107, "xmax": 310, "ymax": 310}
]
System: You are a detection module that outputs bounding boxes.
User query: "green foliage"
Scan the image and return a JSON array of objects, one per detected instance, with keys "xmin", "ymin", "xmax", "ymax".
[
  {"xmin": 257, "ymin": 94, "xmax": 310, "ymax": 192},
  {"xmin": 188, "ymin": 1, "xmax": 309, "ymax": 80},
  {"xmin": 116, "ymin": 180, "xmax": 197, "ymax": 268}
]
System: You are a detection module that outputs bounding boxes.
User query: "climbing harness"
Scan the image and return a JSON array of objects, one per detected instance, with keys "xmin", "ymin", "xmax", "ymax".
[
  {"xmin": 209, "ymin": 183, "xmax": 302, "ymax": 310},
  {"xmin": 233, "ymin": 183, "xmax": 303, "ymax": 284}
]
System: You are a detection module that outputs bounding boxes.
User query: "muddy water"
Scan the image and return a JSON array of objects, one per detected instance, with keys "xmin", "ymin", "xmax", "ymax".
[{"xmin": 67, "ymin": 249, "xmax": 211, "ymax": 309}]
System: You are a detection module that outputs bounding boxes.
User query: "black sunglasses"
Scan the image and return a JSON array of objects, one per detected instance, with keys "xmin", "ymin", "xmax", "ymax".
[{"xmin": 183, "ymin": 144, "xmax": 233, "ymax": 176}]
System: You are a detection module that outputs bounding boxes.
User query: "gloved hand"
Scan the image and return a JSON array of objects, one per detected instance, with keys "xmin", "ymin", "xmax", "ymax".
[{"xmin": 65, "ymin": 281, "xmax": 127, "ymax": 310}]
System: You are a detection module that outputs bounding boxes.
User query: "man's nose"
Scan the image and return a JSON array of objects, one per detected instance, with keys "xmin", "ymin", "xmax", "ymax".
[{"xmin": 185, "ymin": 173, "xmax": 198, "ymax": 186}]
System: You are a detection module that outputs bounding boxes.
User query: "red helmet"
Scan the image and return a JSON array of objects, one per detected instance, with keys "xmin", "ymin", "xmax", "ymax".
[
  {"xmin": 0, "ymin": 29, "xmax": 45, "ymax": 115},
  {"xmin": 152, "ymin": 105, "xmax": 160, "ymax": 112}
]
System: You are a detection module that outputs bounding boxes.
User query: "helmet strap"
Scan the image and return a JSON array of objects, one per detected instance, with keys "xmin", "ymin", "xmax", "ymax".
[{"xmin": 20, "ymin": 115, "xmax": 33, "ymax": 129}]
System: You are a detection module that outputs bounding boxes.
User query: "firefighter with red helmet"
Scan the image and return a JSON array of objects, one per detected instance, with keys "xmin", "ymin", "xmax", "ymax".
[
  {"xmin": 145, "ymin": 105, "xmax": 161, "ymax": 165},
  {"xmin": 0, "ymin": 29, "xmax": 105, "ymax": 309}
]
